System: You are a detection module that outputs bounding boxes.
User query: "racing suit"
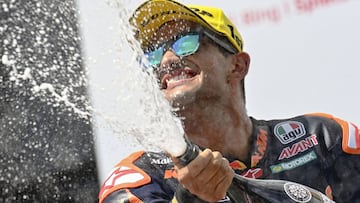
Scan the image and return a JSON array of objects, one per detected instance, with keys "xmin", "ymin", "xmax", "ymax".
[{"xmin": 99, "ymin": 113, "xmax": 360, "ymax": 203}]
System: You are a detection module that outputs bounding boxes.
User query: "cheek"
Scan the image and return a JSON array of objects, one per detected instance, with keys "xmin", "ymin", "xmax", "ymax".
[{"xmin": 197, "ymin": 53, "xmax": 228, "ymax": 84}]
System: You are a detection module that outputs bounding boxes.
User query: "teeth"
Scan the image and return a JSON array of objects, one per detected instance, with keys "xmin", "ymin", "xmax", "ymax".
[{"xmin": 167, "ymin": 73, "xmax": 192, "ymax": 83}]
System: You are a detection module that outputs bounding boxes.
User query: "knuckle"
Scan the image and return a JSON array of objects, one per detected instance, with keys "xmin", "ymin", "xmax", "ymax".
[
  {"xmin": 222, "ymin": 157, "xmax": 230, "ymax": 164},
  {"xmin": 201, "ymin": 150, "xmax": 213, "ymax": 160},
  {"xmin": 213, "ymin": 151, "xmax": 222, "ymax": 158}
]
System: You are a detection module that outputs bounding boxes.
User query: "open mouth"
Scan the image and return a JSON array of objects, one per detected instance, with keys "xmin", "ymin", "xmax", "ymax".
[{"xmin": 161, "ymin": 67, "xmax": 199, "ymax": 89}]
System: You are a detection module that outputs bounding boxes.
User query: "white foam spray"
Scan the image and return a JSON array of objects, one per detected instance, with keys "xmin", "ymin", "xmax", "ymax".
[
  {"xmin": 2, "ymin": 54, "xmax": 91, "ymax": 119},
  {"xmin": 89, "ymin": 0, "xmax": 188, "ymax": 157}
]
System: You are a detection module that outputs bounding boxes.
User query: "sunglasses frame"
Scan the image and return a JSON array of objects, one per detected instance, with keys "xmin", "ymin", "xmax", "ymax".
[{"xmin": 141, "ymin": 27, "xmax": 238, "ymax": 69}]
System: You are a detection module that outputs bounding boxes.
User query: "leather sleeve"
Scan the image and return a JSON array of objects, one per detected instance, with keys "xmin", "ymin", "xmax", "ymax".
[
  {"xmin": 307, "ymin": 113, "xmax": 360, "ymax": 202},
  {"xmin": 99, "ymin": 151, "xmax": 177, "ymax": 203},
  {"xmin": 306, "ymin": 113, "xmax": 360, "ymax": 154},
  {"xmin": 98, "ymin": 151, "xmax": 151, "ymax": 203}
]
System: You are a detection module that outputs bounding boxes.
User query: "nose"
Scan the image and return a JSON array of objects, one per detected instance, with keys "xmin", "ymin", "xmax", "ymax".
[
  {"xmin": 160, "ymin": 49, "xmax": 181, "ymax": 69},
  {"xmin": 157, "ymin": 50, "xmax": 184, "ymax": 80}
]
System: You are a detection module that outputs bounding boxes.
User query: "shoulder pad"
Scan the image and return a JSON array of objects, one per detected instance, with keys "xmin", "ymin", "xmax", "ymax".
[
  {"xmin": 98, "ymin": 151, "xmax": 151, "ymax": 202},
  {"xmin": 307, "ymin": 113, "xmax": 360, "ymax": 154}
]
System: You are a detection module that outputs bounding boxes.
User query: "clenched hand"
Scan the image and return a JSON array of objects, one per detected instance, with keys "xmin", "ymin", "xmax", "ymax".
[{"xmin": 174, "ymin": 149, "xmax": 235, "ymax": 202}]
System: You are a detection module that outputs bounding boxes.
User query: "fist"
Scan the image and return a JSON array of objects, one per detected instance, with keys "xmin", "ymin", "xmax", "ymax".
[{"xmin": 174, "ymin": 149, "xmax": 234, "ymax": 202}]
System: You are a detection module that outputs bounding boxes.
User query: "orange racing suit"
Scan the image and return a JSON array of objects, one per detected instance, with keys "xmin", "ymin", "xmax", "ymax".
[{"xmin": 99, "ymin": 113, "xmax": 360, "ymax": 203}]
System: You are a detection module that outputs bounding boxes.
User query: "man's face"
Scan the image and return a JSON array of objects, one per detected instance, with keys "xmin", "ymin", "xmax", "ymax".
[{"xmin": 148, "ymin": 20, "xmax": 235, "ymax": 107}]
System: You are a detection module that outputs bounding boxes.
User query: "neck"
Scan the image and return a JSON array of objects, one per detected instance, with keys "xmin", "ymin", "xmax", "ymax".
[{"xmin": 177, "ymin": 98, "xmax": 253, "ymax": 161}]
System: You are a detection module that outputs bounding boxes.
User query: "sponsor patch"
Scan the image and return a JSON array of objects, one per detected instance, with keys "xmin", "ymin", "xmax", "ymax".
[
  {"xmin": 278, "ymin": 134, "xmax": 318, "ymax": 160},
  {"xmin": 241, "ymin": 168, "xmax": 263, "ymax": 179},
  {"xmin": 151, "ymin": 157, "xmax": 172, "ymax": 165},
  {"xmin": 270, "ymin": 151, "xmax": 317, "ymax": 173},
  {"xmin": 274, "ymin": 121, "xmax": 306, "ymax": 144}
]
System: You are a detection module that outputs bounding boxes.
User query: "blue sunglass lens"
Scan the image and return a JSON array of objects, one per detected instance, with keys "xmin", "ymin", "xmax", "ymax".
[
  {"xmin": 143, "ymin": 34, "xmax": 200, "ymax": 69},
  {"xmin": 144, "ymin": 46, "xmax": 164, "ymax": 67},
  {"xmin": 172, "ymin": 35, "xmax": 200, "ymax": 56}
]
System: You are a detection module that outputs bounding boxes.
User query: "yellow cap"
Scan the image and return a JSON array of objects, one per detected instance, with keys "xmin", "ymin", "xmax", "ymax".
[{"xmin": 129, "ymin": 0, "xmax": 243, "ymax": 52}]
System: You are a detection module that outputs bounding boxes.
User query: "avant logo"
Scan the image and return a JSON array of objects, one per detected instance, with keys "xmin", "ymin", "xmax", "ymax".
[
  {"xmin": 274, "ymin": 121, "xmax": 306, "ymax": 144},
  {"xmin": 278, "ymin": 134, "xmax": 318, "ymax": 160}
]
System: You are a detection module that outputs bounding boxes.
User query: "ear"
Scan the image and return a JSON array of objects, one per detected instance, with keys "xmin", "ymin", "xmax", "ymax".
[{"xmin": 229, "ymin": 52, "xmax": 250, "ymax": 81}]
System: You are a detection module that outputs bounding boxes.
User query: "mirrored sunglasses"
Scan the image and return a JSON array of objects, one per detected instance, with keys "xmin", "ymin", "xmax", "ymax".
[
  {"xmin": 144, "ymin": 33, "xmax": 200, "ymax": 68},
  {"xmin": 141, "ymin": 29, "xmax": 237, "ymax": 70}
]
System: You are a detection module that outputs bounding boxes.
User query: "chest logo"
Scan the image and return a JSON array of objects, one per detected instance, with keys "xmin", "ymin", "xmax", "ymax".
[
  {"xmin": 241, "ymin": 168, "xmax": 263, "ymax": 179},
  {"xmin": 274, "ymin": 121, "xmax": 306, "ymax": 144},
  {"xmin": 278, "ymin": 134, "xmax": 318, "ymax": 160}
]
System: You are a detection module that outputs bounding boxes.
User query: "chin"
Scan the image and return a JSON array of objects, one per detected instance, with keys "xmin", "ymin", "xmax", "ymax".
[
  {"xmin": 163, "ymin": 74, "xmax": 204, "ymax": 107},
  {"xmin": 171, "ymin": 94, "xmax": 196, "ymax": 108},
  {"xmin": 164, "ymin": 86, "xmax": 200, "ymax": 108}
]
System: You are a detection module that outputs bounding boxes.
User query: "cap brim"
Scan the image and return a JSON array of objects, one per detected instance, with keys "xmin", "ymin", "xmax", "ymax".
[{"xmin": 129, "ymin": 0, "xmax": 214, "ymax": 49}]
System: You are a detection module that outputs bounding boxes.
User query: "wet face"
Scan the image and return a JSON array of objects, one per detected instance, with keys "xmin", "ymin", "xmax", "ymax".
[{"xmin": 148, "ymin": 20, "xmax": 237, "ymax": 108}]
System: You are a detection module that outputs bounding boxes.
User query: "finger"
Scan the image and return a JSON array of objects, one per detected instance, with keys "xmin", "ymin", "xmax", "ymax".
[
  {"xmin": 184, "ymin": 153, "xmax": 233, "ymax": 198},
  {"xmin": 212, "ymin": 170, "xmax": 234, "ymax": 202},
  {"xmin": 176, "ymin": 149, "xmax": 213, "ymax": 190},
  {"xmin": 185, "ymin": 149, "xmax": 213, "ymax": 177},
  {"xmin": 204, "ymin": 160, "xmax": 234, "ymax": 202},
  {"xmin": 195, "ymin": 166, "xmax": 234, "ymax": 203},
  {"xmin": 194, "ymin": 151, "xmax": 225, "ymax": 184},
  {"xmin": 198, "ymin": 157, "xmax": 233, "ymax": 192}
]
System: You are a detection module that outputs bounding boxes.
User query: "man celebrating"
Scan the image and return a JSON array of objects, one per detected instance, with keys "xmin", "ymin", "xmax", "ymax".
[{"xmin": 99, "ymin": 0, "xmax": 360, "ymax": 202}]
